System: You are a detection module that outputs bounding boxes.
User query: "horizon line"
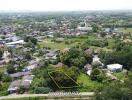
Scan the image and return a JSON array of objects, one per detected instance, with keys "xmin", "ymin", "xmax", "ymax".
[{"xmin": 0, "ymin": 9, "xmax": 132, "ymax": 13}]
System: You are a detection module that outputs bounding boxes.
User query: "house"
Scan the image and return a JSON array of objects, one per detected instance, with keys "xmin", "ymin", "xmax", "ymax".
[
  {"xmin": 0, "ymin": 60, "xmax": 5, "ymax": 65},
  {"xmin": 2, "ymin": 51, "xmax": 10, "ymax": 59},
  {"xmin": 55, "ymin": 38, "xmax": 64, "ymax": 42},
  {"xmin": 107, "ymin": 64, "xmax": 123, "ymax": 72},
  {"xmin": 8, "ymin": 75, "xmax": 34, "ymax": 93},
  {"xmin": 21, "ymin": 75, "xmax": 34, "ymax": 87},
  {"xmin": 14, "ymin": 55, "xmax": 24, "ymax": 61},
  {"xmin": 106, "ymin": 72, "xmax": 117, "ymax": 80},
  {"xmin": 0, "ymin": 42, "xmax": 4, "ymax": 48},
  {"xmin": 92, "ymin": 55, "xmax": 104, "ymax": 67},
  {"xmin": 47, "ymin": 34, "xmax": 54, "ymax": 38},
  {"xmin": 84, "ymin": 64, "xmax": 92, "ymax": 71},
  {"xmin": 84, "ymin": 48, "xmax": 94, "ymax": 56},
  {"xmin": 22, "ymin": 75, "xmax": 34, "ymax": 83},
  {"xmin": 77, "ymin": 26, "xmax": 92, "ymax": 32},
  {"xmin": 26, "ymin": 64, "xmax": 38, "ymax": 71},
  {"xmin": 84, "ymin": 64, "xmax": 92, "ymax": 76},
  {"xmin": 44, "ymin": 49, "xmax": 58, "ymax": 60},
  {"xmin": 28, "ymin": 59, "xmax": 38, "ymax": 65},
  {"xmin": 53, "ymin": 62, "xmax": 64, "ymax": 68},
  {"xmin": 25, "ymin": 59, "xmax": 39, "ymax": 71},
  {"xmin": 5, "ymin": 40, "xmax": 25, "ymax": 45},
  {"xmin": 10, "ymin": 72, "xmax": 23, "ymax": 78},
  {"xmin": 87, "ymin": 70, "xmax": 92, "ymax": 76},
  {"xmin": 45, "ymin": 53, "xmax": 57, "ymax": 60},
  {"xmin": 10, "ymin": 71, "xmax": 32, "ymax": 78},
  {"xmin": 8, "ymin": 80, "xmax": 21, "ymax": 93}
]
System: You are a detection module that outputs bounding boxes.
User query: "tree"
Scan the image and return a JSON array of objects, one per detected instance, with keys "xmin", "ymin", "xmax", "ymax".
[
  {"xmin": 47, "ymin": 66, "xmax": 80, "ymax": 90},
  {"xmin": 18, "ymin": 86, "xmax": 26, "ymax": 94},
  {"xmin": 30, "ymin": 67, "xmax": 50, "ymax": 92},
  {"xmin": 24, "ymin": 36, "xmax": 37, "ymax": 45},
  {"xmin": 92, "ymin": 24, "xmax": 100, "ymax": 33},
  {"xmin": 0, "ymin": 49, "xmax": 3, "ymax": 59},
  {"xmin": 60, "ymin": 48, "xmax": 87, "ymax": 68},
  {"xmin": 30, "ymin": 37, "xmax": 37, "ymax": 45},
  {"xmin": 90, "ymin": 68, "xmax": 105, "ymax": 82},
  {"xmin": 0, "ymin": 72, "xmax": 3, "ymax": 81},
  {"xmin": 24, "ymin": 36, "xmax": 29, "ymax": 42},
  {"xmin": 6, "ymin": 64, "xmax": 16, "ymax": 74},
  {"xmin": 95, "ymin": 72, "xmax": 132, "ymax": 100},
  {"xmin": 24, "ymin": 52, "xmax": 31, "ymax": 60},
  {"xmin": 95, "ymin": 80, "xmax": 132, "ymax": 100},
  {"xmin": 100, "ymin": 45, "xmax": 132, "ymax": 70},
  {"xmin": 34, "ymin": 87, "xmax": 52, "ymax": 94},
  {"xmin": 2, "ymin": 74, "xmax": 12, "ymax": 82}
]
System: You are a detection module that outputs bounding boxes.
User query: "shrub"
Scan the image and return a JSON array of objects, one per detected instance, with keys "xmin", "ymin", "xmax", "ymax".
[
  {"xmin": 90, "ymin": 68, "xmax": 105, "ymax": 82},
  {"xmin": 34, "ymin": 87, "xmax": 52, "ymax": 94},
  {"xmin": 2, "ymin": 74, "xmax": 12, "ymax": 82}
]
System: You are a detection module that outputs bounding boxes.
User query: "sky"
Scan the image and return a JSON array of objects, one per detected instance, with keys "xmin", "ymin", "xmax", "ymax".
[{"xmin": 0, "ymin": 0, "xmax": 132, "ymax": 11}]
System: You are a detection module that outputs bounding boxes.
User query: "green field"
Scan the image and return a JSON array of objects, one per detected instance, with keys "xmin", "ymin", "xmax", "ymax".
[
  {"xmin": 39, "ymin": 42, "xmax": 78, "ymax": 50},
  {"xmin": 38, "ymin": 36, "xmax": 113, "ymax": 52},
  {"xmin": 0, "ymin": 67, "xmax": 6, "ymax": 73},
  {"xmin": 119, "ymin": 28, "xmax": 132, "ymax": 33},
  {"xmin": 77, "ymin": 73, "xmax": 104, "ymax": 92},
  {"xmin": 38, "ymin": 35, "xmax": 109, "ymax": 50},
  {"xmin": 113, "ymin": 72, "xmax": 127, "ymax": 80}
]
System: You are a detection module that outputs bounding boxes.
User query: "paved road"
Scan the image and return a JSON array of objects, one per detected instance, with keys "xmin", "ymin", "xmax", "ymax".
[{"xmin": 0, "ymin": 92, "xmax": 94, "ymax": 100}]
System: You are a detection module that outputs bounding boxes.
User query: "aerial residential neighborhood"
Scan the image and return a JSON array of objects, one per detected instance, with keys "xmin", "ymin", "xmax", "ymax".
[
  {"xmin": 0, "ymin": 0, "xmax": 132, "ymax": 100},
  {"xmin": 0, "ymin": 11, "xmax": 131, "ymax": 100}
]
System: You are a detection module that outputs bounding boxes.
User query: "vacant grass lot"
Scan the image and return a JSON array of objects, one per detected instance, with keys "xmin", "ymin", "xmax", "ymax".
[
  {"xmin": 38, "ymin": 35, "xmax": 113, "ymax": 51},
  {"xmin": 0, "ymin": 67, "xmax": 5, "ymax": 73},
  {"xmin": 119, "ymin": 28, "xmax": 132, "ymax": 33},
  {"xmin": 77, "ymin": 73, "xmax": 104, "ymax": 92},
  {"xmin": 39, "ymin": 42, "xmax": 78, "ymax": 49},
  {"xmin": 113, "ymin": 72, "xmax": 127, "ymax": 80}
]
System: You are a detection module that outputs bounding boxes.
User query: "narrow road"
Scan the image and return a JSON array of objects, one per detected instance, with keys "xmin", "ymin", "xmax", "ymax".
[{"xmin": 0, "ymin": 92, "xmax": 94, "ymax": 100}]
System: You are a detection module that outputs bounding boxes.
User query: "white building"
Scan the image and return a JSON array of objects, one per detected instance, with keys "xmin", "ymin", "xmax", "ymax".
[
  {"xmin": 107, "ymin": 64, "xmax": 123, "ymax": 72},
  {"xmin": 6, "ymin": 40, "xmax": 25, "ymax": 45}
]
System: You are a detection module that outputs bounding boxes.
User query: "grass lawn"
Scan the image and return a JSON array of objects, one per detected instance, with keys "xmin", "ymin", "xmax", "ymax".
[
  {"xmin": 0, "ymin": 67, "xmax": 6, "ymax": 73},
  {"xmin": 39, "ymin": 39, "xmax": 77, "ymax": 49},
  {"xmin": 68, "ymin": 35, "xmax": 96, "ymax": 42},
  {"xmin": 77, "ymin": 73, "xmax": 104, "ymax": 92},
  {"xmin": 38, "ymin": 35, "xmax": 113, "ymax": 52},
  {"xmin": 39, "ymin": 35, "xmax": 96, "ymax": 49},
  {"xmin": 113, "ymin": 72, "xmax": 127, "ymax": 80},
  {"xmin": 119, "ymin": 28, "xmax": 132, "ymax": 33},
  {"xmin": 38, "ymin": 42, "xmax": 78, "ymax": 50},
  {"xmin": 107, "ymin": 39, "xmax": 116, "ymax": 49}
]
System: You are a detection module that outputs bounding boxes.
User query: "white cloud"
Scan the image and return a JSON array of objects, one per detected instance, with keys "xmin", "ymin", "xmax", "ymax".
[{"xmin": 0, "ymin": 0, "xmax": 132, "ymax": 11}]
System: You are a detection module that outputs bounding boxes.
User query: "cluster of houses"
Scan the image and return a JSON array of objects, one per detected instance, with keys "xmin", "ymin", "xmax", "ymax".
[
  {"xmin": 84, "ymin": 48, "xmax": 123, "ymax": 80},
  {"xmin": 0, "ymin": 26, "xmax": 15, "ymax": 35},
  {"xmin": 8, "ymin": 73, "xmax": 34, "ymax": 93},
  {"xmin": 0, "ymin": 32, "xmax": 25, "ymax": 48},
  {"xmin": 0, "ymin": 30, "xmax": 60, "ymax": 94},
  {"xmin": 8, "ymin": 58, "xmax": 40, "ymax": 93},
  {"xmin": 6, "ymin": 47, "xmax": 60, "ymax": 93},
  {"xmin": 43, "ymin": 49, "xmax": 58, "ymax": 61},
  {"xmin": 0, "ymin": 14, "xmax": 131, "ymax": 95}
]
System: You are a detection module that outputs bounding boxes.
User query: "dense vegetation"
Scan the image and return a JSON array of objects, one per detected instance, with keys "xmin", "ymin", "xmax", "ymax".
[{"xmin": 95, "ymin": 73, "xmax": 132, "ymax": 100}]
